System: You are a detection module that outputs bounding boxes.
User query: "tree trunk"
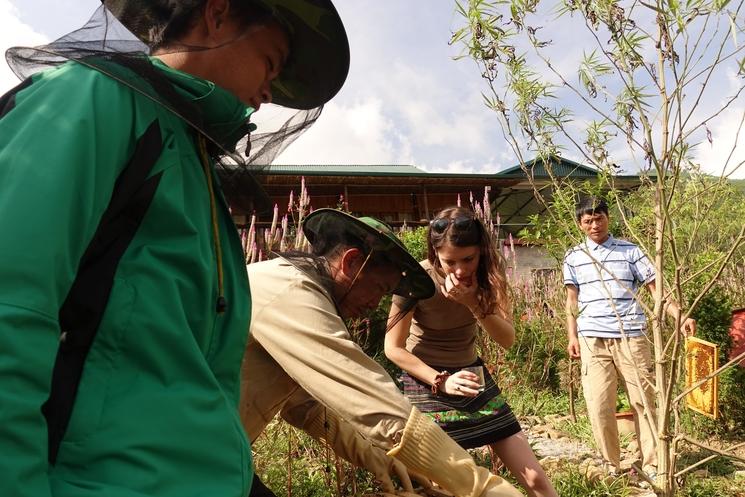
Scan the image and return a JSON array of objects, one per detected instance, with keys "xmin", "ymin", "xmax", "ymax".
[{"xmin": 652, "ymin": 183, "xmax": 673, "ymax": 496}]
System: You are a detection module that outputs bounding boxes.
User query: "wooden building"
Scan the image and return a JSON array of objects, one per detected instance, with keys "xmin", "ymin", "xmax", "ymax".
[
  {"xmin": 223, "ymin": 157, "xmax": 645, "ymax": 234},
  {"xmin": 252, "ymin": 164, "xmax": 515, "ymax": 224},
  {"xmin": 220, "ymin": 157, "xmax": 646, "ymax": 277}
]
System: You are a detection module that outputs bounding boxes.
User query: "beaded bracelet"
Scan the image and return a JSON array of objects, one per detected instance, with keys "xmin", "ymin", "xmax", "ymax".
[{"xmin": 431, "ymin": 371, "xmax": 450, "ymax": 395}]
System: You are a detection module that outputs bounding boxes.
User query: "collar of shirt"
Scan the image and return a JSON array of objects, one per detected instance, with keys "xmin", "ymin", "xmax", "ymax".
[
  {"xmin": 150, "ymin": 57, "xmax": 255, "ymax": 153},
  {"xmin": 585, "ymin": 234, "xmax": 615, "ymax": 251}
]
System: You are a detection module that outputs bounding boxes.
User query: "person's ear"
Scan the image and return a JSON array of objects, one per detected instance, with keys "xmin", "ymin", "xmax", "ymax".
[
  {"xmin": 204, "ymin": 0, "xmax": 231, "ymax": 37},
  {"xmin": 339, "ymin": 247, "xmax": 364, "ymax": 279}
]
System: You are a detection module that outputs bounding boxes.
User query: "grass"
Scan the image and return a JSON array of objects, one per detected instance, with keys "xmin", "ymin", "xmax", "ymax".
[
  {"xmin": 677, "ymin": 475, "xmax": 745, "ymax": 497},
  {"xmin": 553, "ymin": 416, "xmax": 635, "ymax": 452},
  {"xmin": 251, "ymin": 415, "xmax": 745, "ymax": 497},
  {"xmin": 501, "ymin": 381, "xmax": 573, "ymax": 417},
  {"xmin": 252, "ymin": 420, "xmax": 380, "ymax": 497},
  {"xmin": 250, "ymin": 380, "xmax": 743, "ymax": 496},
  {"xmin": 676, "ymin": 448, "xmax": 740, "ymax": 477},
  {"xmin": 552, "ymin": 467, "xmax": 632, "ymax": 497},
  {"xmin": 555, "ymin": 416, "xmax": 597, "ymax": 449}
]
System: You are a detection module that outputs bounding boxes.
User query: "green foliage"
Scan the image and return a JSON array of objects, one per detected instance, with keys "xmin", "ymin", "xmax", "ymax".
[
  {"xmin": 556, "ymin": 416, "xmax": 598, "ymax": 449},
  {"xmin": 684, "ymin": 364, "xmax": 745, "ymax": 438},
  {"xmin": 253, "ymin": 421, "xmax": 380, "ymax": 497},
  {"xmin": 717, "ymin": 366, "xmax": 745, "ymax": 436},
  {"xmin": 677, "ymin": 475, "xmax": 745, "ymax": 497},
  {"xmin": 584, "ymin": 120, "xmax": 614, "ymax": 163},
  {"xmin": 579, "ymin": 52, "xmax": 613, "ymax": 99},
  {"xmin": 730, "ymin": 178, "xmax": 745, "ymax": 195},
  {"xmin": 691, "ymin": 286, "xmax": 733, "ymax": 357},
  {"xmin": 684, "ymin": 286, "xmax": 745, "ymax": 437},
  {"xmin": 615, "ymin": 391, "xmax": 630, "ymax": 412},
  {"xmin": 551, "ymin": 467, "xmax": 632, "ymax": 497},
  {"xmin": 501, "ymin": 273, "xmax": 567, "ymax": 391},
  {"xmin": 623, "ymin": 175, "xmax": 745, "ymax": 288},
  {"xmin": 398, "ymin": 226, "xmax": 428, "ymax": 262},
  {"xmin": 506, "ymin": 385, "xmax": 572, "ymax": 417},
  {"xmin": 676, "ymin": 449, "xmax": 739, "ymax": 477}
]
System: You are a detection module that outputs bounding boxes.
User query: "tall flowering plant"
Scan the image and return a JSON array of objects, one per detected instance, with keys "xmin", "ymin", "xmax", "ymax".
[{"xmin": 240, "ymin": 176, "xmax": 312, "ymax": 264}]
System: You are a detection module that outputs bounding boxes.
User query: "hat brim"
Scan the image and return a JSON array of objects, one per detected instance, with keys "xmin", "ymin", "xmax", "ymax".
[
  {"xmin": 103, "ymin": 0, "xmax": 349, "ymax": 110},
  {"xmin": 263, "ymin": 0, "xmax": 350, "ymax": 109},
  {"xmin": 303, "ymin": 209, "xmax": 435, "ymax": 300}
]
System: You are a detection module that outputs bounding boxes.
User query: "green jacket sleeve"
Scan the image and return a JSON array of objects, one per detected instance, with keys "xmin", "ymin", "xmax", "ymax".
[{"xmin": 0, "ymin": 63, "xmax": 137, "ymax": 497}]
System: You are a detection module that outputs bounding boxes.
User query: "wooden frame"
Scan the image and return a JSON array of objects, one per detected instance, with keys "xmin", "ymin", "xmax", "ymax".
[{"xmin": 685, "ymin": 337, "xmax": 719, "ymax": 419}]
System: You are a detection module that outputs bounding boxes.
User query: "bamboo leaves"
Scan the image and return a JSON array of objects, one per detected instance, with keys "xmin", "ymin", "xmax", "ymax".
[{"xmin": 579, "ymin": 50, "xmax": 614, "ymax": 98}]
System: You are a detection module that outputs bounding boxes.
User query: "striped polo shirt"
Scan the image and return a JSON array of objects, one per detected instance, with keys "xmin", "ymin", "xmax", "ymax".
[{"xmin": 563, "ymin": 235, "xmax": 655, "ymax": 338}]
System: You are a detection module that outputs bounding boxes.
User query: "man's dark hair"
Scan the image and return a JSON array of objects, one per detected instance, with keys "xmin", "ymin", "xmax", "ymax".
[{"xmin": 575, "ymin": 196, "xmax": 609, "ymax": 221}]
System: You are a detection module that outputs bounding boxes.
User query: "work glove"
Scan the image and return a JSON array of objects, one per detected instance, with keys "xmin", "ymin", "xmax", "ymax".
[{"xmin": 387, "ymin": 407, "xmax": 522, "ymax": 497}]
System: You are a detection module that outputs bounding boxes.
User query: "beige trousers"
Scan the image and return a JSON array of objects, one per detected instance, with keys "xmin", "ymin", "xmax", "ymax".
[{"xmin": 579, "ymin": 335, "xmax": 657, "ymax": 471}]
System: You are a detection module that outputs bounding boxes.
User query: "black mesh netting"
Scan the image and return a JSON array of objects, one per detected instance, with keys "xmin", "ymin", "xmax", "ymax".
[{"xmin": 4, "ymin": 4, "xmax": 322, "ymax": 214}]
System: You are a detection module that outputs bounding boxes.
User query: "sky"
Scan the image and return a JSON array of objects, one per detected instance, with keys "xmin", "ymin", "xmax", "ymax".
[{"xmin": 2, "ymin": 0, "xmax": 744, "ymax": 178}]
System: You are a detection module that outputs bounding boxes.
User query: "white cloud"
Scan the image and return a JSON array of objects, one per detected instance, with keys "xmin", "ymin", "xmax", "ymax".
[
  {"xmin": 392, "ymin": 129, "xmax": 414, "ymax": 165},
  {"xmin": 274, "ymin": 98, "xmax": 399, "ymax": 164},
  {"xmin": 437, "ymin": 159, "xmax": 472, "ymax": 173},
  {"xmin": 372, "ymin": 59, "xmax": 492, "ymax": 153},
  {"xmin": 420, "ymin": 155, "xmax": 507, "ymax": 174},
  {"xmin": 692, "ymin": 68, "xmax": 745, "ymax": 179},
  {"xmin": 694, "ymin": 104, "xmax": 745, "ymax": 179},
  {"xmin": 0, "ymin": 0, "xmax": 48, "ymax": 93}
]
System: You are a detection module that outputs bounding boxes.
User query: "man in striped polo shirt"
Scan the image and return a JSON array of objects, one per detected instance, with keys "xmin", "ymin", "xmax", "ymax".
[{"xmin": 563, "ymin": 197, "xmax": 695, "ymax": 479}]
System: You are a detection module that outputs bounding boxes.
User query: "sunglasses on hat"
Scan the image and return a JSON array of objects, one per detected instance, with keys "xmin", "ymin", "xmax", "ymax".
[{"xmin": 430, "ymin": 215, "xmax": 476, "ymax": 234}]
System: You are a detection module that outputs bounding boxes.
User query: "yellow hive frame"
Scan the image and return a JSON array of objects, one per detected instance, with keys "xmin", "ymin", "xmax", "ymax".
[{"xmin": 685, "ymin": 337, "xmax": 719, "ymax": 419}]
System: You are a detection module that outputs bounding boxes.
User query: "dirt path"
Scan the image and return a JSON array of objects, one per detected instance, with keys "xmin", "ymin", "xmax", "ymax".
[{"xmin": 520, "ymin": 415, "xmax": 658, "ymax": 496}]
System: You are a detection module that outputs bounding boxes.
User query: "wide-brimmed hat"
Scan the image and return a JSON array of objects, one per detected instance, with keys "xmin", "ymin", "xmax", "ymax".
[
  {"xmin": 303, "ymin": 209, "xmax": 435, "ymax": 300},
  {"xmin": 103, "ymin": 0, "xmax": 350, "ymax": 110}
]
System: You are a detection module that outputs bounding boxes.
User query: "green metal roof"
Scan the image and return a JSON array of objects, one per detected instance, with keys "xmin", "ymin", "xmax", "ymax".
[
  {"xmin": 262, "ymin": 164, "xmax": 427, "ymax": 176},
  {"xmin": 496, "ymin": 156, "xmax": 600, "ymax": 178},
  {"xmin": 260, "ymin": 164, "xmax": 497, "ymax": 178},
  {"xmin": 260, "ymin": 159, "xmax": 645, "ymax": 180}
]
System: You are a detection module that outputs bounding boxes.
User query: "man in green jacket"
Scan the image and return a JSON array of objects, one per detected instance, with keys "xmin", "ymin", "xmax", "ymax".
[{"xmin": 0, "ymin": 1, "xmax": 348, "ymax": 496}]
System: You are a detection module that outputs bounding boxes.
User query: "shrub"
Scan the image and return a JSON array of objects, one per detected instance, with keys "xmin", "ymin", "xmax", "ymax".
[
  {"xmin": 684, "ymin": 286, "xmax": 745, "ymax": 438},
  {"xmin": 398, "ymin": 225, "xmax": 428, "ymax": 262},
  {"xmin": 498, "ymin": 272, "xmax": 567, "ymax": 392}
]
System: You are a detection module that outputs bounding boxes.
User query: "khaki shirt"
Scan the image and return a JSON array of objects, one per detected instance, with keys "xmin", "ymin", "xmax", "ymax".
[{"xmin": 240, "ymin": 257, "xmax": 411, "ymax": 449}]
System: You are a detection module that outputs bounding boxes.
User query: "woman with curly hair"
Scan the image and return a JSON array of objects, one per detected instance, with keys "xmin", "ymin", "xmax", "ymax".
[{"xmin": 385, "ymin": 205, "xmax": 557, "ymax": 497}]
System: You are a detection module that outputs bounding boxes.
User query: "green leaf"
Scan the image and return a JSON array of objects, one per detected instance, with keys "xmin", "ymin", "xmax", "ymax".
[{"xmin": 728, "ymin": 11, "xmax": 738, "ymax": 49}]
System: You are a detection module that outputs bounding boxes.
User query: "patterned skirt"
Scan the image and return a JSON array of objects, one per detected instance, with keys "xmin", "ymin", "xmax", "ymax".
[{"xmin": 400, "ymin": 359, "xmax": 522, "ymax": 449}]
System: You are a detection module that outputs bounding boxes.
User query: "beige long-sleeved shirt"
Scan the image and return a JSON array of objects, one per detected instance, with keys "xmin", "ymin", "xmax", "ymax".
[{"xmin": 240, "ymin": 256, "xmax": 411, "ymax": 449}]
